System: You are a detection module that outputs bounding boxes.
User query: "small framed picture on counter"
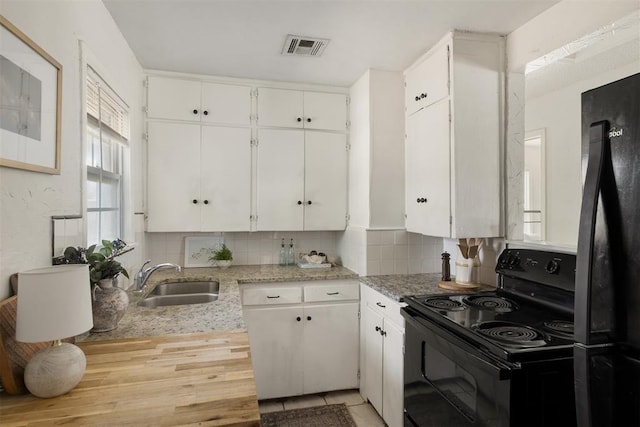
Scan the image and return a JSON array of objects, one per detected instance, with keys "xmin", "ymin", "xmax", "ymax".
[{"xmin": 184, "ymin": 236, "xmax": 224, "ymax": 267}]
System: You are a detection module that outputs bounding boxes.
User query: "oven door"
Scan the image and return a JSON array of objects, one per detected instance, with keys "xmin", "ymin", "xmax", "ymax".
[{"xmin": 402, "ymin": 306, "xmax": 514, "ymax": 427}]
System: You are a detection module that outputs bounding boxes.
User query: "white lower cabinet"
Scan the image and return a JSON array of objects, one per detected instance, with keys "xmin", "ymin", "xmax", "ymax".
[
  {"xmin": 360, "ymin": 284, "xmax": 405, "ymax": 427},
  {"xmin": 243, "ymin": 306, "xmax": 305, "ymax": 398},
  {"xmin": 242, "ymin": 280, "xmax": 359, "ymax": 400}
]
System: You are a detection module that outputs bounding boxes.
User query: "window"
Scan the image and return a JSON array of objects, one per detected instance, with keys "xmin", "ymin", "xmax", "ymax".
[
  {"xmin": 523, "ymin": 129, "xmax": 546, "ymax": 241},
  {"xmin": 85, "ymin": 67, "xmax": 129, "ymax": 245}
]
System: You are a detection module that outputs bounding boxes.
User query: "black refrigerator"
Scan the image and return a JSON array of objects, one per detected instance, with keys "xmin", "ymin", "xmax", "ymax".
[{"xmin": 575, "ymin": 72, "xmax": 640, "ymax": 427}]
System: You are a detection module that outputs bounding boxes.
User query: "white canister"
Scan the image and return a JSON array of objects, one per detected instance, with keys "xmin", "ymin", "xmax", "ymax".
[{"xmin": 456, "ymin": 257, "xmax": 480, "ymax": 284}]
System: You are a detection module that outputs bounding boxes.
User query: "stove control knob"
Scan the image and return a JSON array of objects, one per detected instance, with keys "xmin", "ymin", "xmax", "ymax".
[
  {"xmin": 545, "ymin": 260, "xmax": 560, "ymax": 274},
  {"xmin": 509, "ymin": 254, "xmax": 520, "ymax": 267}
]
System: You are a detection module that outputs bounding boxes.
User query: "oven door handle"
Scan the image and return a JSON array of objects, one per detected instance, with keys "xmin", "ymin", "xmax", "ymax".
[{"xmin": 403, "ymin": 307, "xmax": 513, "ymax": 380}]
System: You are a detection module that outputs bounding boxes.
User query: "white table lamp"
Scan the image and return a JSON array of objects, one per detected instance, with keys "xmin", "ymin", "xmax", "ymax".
[{"xmin": 16, "ymin": 265, "xmax": 93, "ymax": 398}]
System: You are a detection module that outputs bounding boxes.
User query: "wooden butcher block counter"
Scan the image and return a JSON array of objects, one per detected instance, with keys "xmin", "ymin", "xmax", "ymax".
[{"xmin": 0, "ymin": 331, "xmax": 260, "ymax": 426}]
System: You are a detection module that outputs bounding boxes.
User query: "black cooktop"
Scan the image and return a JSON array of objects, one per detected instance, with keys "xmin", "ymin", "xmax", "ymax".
[{"xmin": 404, "ymin": 289, "xmax": 575, "ymax": 362}]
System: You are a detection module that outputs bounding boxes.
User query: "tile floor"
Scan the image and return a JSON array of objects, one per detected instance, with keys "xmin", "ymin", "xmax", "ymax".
[{"xmin": 258, "ymin": 389, "xmax": 385, "ymax": 426}]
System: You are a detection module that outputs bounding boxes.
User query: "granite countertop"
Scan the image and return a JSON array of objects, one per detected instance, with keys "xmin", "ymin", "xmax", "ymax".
[
  {"xmin": 360, "ymin": 273, "xmax": 495, "ymax": 302},
  {"xmin": 78, "ymin": 264, "xmax": 357, "ymax": 342}
]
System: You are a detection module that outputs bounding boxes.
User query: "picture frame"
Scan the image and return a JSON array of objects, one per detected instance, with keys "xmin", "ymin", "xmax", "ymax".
[
  {"xmin": 0, "ymin": 16, "xmax": 62, "ymax": 174},
  {"xmin": 184, "ymin": 236, "xmax": 224, "ymax": 268}
]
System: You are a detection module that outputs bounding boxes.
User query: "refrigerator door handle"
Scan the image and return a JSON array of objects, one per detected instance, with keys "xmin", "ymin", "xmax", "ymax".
[{"xmin": 575, "ymin": 120, "xmax": 609, "ymax": 345}]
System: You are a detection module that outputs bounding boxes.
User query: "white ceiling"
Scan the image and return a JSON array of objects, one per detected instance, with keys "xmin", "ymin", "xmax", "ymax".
[{"xmin": 103, "ymin": 0, "xmax": 561, "ymax": 87}]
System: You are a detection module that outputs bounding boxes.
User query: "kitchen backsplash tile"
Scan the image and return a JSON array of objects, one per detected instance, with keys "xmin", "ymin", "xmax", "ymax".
[
  {"xmin": 145, "ymin": 231, "xmax": 338, "ymax": 268},
  {"xmin": 339, "ymin": 228, "xmax": 443, "ymax": 276}
]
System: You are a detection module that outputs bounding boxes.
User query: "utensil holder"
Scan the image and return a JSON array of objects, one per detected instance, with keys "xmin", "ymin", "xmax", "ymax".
[{"xmin": 455, "ymin": 257, "xmax": 480, "ymax": 284}]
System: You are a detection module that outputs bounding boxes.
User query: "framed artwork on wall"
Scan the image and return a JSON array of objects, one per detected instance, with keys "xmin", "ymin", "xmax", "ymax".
[{"xmin": 0, "ymin": 15, "xmax": 62, "ymax": 174}]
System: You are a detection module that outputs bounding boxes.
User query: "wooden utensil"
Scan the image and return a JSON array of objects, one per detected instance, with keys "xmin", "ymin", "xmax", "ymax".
[{"xmin": 458, "ymin": 239, "xmax": 468, "ymax": 258}]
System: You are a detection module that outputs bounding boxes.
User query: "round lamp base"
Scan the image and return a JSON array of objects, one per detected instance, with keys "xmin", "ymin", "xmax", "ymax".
[{"xmin": 24, "ymin": 342, "xmax": 86, "ymax": 398}]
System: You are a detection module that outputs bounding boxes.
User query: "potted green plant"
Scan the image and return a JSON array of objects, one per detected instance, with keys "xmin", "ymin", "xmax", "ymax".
[
  {"xmin": 62, "ymin": 240, "xmax": 129, "ymax": 285},
  {"xmin": 59, "ymin": 239, "xmax": 131, "ymax": 332},
  {"xmin": 209, "ymin": 244, "xmax": 233, "ymax": 268}
]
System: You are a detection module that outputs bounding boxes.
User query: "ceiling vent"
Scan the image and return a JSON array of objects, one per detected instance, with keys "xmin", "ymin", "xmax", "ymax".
[{"xmin": 282, "ymin": 34, "xmax": 330, "ymax": 57}]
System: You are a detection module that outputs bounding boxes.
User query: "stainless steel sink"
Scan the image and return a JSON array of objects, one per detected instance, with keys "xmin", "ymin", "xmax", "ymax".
[{"xmin": 138, "ymin": 281, "xmax": 219, "ymax": 307}]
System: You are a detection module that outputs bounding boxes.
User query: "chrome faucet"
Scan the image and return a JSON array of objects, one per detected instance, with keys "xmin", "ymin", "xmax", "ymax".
[{"xmin": 134, "ymin": 260, "xmax": 182, "ymax": 290}]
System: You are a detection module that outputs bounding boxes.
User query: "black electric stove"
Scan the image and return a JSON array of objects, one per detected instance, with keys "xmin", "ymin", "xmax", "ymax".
[{"xmin": 402, "ymin": 248, "xmax": 578, "ymax": 427}]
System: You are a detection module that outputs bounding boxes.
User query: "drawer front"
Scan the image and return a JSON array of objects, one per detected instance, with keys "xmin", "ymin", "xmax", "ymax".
[
  {"xmin": 362, "ymin": 284, "xmax": 405, "ymax": 326},
  {"xmin": 243, "ymin": 287, "xmax": 302, "ymax": 305},
  {"xmin": 304, "ymin": 281, "xmax": 359, "ymax": 302}
]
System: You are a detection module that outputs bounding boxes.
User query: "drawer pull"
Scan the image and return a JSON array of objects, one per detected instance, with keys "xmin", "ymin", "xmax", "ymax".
[
  {"xmin": 267, "ymin": 295, "xmax": 280, "ymax": 299},
  {"xmin": 296, "ymin": 316, "xmax": 301, "ymax": 321},
  {"xmin": 376, "ymin": 302, "xmax": 386, "ymax": 308},
  {"xmin": 326, "ymin": 292, "xmax": 339, "ymax": 295}
]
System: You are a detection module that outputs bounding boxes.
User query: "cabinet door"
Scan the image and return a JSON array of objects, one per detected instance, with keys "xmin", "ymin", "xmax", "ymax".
[
  {"xmin": 256, "ymin": 129, "xmax": 305, "ymax": 230},
  {"xmin": 243, "ymin": 306, "xmax": 304, "ymax": 399},
  {"xmin": 382, "ymin": 320, "xmax": 405, "ymax": 427},
  {"xmin": 363, "ymin": 305, "xmax": 384, "ymax": 415},
  {"xmin": 405, "ymin": 98, "xmax": 451, "ymax": 237},
  {"xmin": 303, "ymin": 92, "xmax": 347, "ymax": 131},
  {"xmin": 147, "ymin": 76, "xmax": 202, "ymax": 122},
  {"xmin": 405, "ymin": 42, "xmax": 450, "ymax": 116},
  {"xmin": 200, "ymin": 126, "xmax": 251, "ymax": 231},
  {"xmin": 257, "ymin": 87, "xmax": 304, "ymax": 128},
  {"xmin": 147, "ymin": 122, "xmax": 201, "ymax": 231},
  {"xmin": 303, "ymin": 303, "xmax": 359, "ymax": 394},
  {"xmin": 304, "ymin": 132, "xmax": 347, "ymax": 230},
  {"xmin": 201, "ymin": 83, "xmax": 251, "ymax": 125}
]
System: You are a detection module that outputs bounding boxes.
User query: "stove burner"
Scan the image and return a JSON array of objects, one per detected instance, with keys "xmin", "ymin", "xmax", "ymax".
[
  {"xmin": 463, "ymin": 295, "xmax": 518, "ymax": 312},
  {"xmin": 422, "ymin": 297, "xmax": 467, "ymax": 312},
  {"xmin": 473, "ymin": 321, "xmax": 547, "ymax": 348},
  {"xmin": 543, "ymin": 320, "xmax": 574, "ymax": 338}
]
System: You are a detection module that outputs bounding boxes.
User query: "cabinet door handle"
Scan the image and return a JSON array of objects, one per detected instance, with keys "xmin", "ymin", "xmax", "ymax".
[
  {"xmin": 415, "ymin": 95, "xmax": 420, "ymax": 102},
  {"xmin": 297, "ymin": 117, "xmax": 302, "ymax": 122},
  {"xmin": 375, "ymin": 326, "xmax": 381, "ymax": 332},
  {"xmin": 267, "ymin": 295, "xmax": 280, "ymax": 299},
  {"xmin": 376, "ymin": 302, "xmax": 386, "ymax": 308},
  {"xmin": 192, "ymin": 199, "xmax": 198, "ymax": 204},
  {"xmin": 326, "ymin": 292, "xmax": 339, "ymax": 295},
  {"xmin": 297, "ymin": 200, "xmax": 303, "ymax": 205},
  {"xmin": 193, "ymin": 109, "xmax": 199, "ymax": 115},
  {"xmin": 307, "ymin": 200, "xmax": 312, "ymax": 205},
  {"xmin": 296, "ymin": 316, "xmax": 301, "ymax": 321},
  {"xmin": 420, "ymin": 93, "xmax": 427, "ymax": 99},
  {"xmin": 307, "ymin": 316, "xmax": 312, "ymax": 321},
  {"xmin": 203, "ymin": 200, "xmax": 209, "ymax": 205},
  {"xmin": 306, "ymin": 117, "xmax": 312, "ymax": 123},
  {"xmin": 203, "ymin": 110, "xmax": 209, "ymax": 116},
  {"xmin": 381, "ymin": 329, "xmax": 387, "ymax": 336}
]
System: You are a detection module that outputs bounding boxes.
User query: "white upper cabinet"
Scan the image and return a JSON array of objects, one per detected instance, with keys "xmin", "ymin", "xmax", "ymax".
[
  {"xmin": 405, "ymin": 98, "xmax": 451, "ymax": 236},
  {"xmin": 147, "ymin": 121, "xmax": 202, "ymax": 231},
  {"xmin": 256, "ymin": 129, "xmax": 347, "ymax": 231},
  {"xmin": 147, "ymin": 121, "xmax": 251, "ymax": 232},
  {"xmin": 200, "ymin": 126, "xmax": 252, "ymax": 231},
  {"xmin": 304, "ymin": 132, "xmax": 348, "ymax": 230},
  {"xmin": 405, "ymin": 42, "xmax": 450, "ymax": 116},
  {"xmin": 404, "ymin": 31, "xmax": 504, "ymax": 238},
  {"xmin": 257, "ymin": 87, "xmax": 347, "ymax": 131},
  {"xmin": 256, "ymin": 129, "xmax": 306, "ymax": 231},
  {"xmin": 303, "ymin": 91, "xmax": 348, "ymax": 131},
  {"xmin": 147, "ymin": 76, "xmax": 251, "ymax": 125}
]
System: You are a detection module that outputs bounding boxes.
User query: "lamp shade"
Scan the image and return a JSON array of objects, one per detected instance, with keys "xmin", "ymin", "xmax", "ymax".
[{"xmin": 16, "ymin": 265, "xmax": 93, "ymax": 343}]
